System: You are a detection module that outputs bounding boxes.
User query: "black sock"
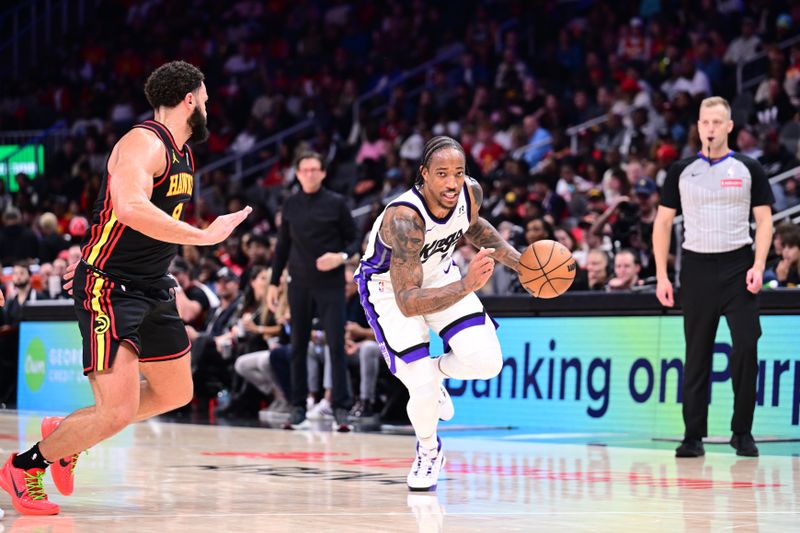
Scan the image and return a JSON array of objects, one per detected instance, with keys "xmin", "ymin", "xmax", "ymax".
[{"xmin": 12, "ymin": 443, "xmax": 51, "ymax": 470}]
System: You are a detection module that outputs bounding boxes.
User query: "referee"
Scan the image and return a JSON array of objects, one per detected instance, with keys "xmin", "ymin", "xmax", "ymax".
[
  {"xmin": 267, "ymin": 151, "xmax": 359, "ymax": 430},
  {"xmin": 653, "ymin": 96, "xmax": 774, "ymax": 458}
]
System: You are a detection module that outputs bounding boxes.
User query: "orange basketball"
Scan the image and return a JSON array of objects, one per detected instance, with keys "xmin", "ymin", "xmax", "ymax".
[{"xmin": 518, "ymin": 239, "xmax": 577, "ymax": 298}]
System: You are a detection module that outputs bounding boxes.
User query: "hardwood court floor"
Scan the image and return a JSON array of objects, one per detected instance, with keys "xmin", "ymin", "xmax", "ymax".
[{"xmin": 0, "ymin": 412, "xmax": 797, "ymax": 532}]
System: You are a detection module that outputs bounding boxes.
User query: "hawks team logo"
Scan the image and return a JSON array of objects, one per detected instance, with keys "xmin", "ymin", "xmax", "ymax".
[{"xmin": 94, "ymin": 313, "xmax": 111, "ymax": 335}]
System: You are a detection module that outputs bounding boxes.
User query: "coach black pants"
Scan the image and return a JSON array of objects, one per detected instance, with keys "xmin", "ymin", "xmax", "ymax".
[
  {"xmin": 287, "ymin": 281, "xmax": 353, "ymax": 411},
  {"xmin": 680, "ymin": 246, "xmax": 761, "ymax": 438}
]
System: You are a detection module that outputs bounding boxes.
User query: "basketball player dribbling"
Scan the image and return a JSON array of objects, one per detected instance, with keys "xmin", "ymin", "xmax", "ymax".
[
  {"xmin": 355, "ymin": 136, "xmax": 522, "ymax": 490},
  {"xmin": 0, "ymin": 61, "xmax": 252, "ymax": 516}
]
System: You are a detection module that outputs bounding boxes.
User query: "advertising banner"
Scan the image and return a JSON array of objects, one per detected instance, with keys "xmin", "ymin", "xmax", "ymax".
[
  {"xmin": 17, "ymin": 321, "xmax": 93, "ymax": 413},
  {"xmin": 442, "ymin": 316, "xmax": 800, "ymax": 437}
]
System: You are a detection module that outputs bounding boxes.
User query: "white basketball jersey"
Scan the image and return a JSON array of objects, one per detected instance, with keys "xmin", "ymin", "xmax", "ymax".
[{"xmin": 357, "ymin": 183, "xmax": 472, "ymax": 288}]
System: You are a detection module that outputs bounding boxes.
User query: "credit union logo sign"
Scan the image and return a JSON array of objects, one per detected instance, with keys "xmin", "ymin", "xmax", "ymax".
[{"xmin": 24, "ymin": 338, "xmax": 46, "ymax": 391}]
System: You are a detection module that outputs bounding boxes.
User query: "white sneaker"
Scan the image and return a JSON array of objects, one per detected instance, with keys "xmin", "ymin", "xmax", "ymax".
[
  {"xmin": 438, "ymin": 383, "xmax": 454, "ymax": 421},
  {"xmin": 0, "ymin": 504, "xmax": 4, "ymax": 519},
  {"xmin": 407, "ymin": 437, "xmax": 446, "ymax": 491},
  {"xmin": 266, "ymin": 397, "xmax": 291, "ymax": 413},
  {"xmin": 306, "ymin": 398, "xmax": 333, "ymax": 420}
]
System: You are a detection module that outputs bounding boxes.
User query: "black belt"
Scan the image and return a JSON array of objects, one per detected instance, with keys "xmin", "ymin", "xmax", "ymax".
[
  {"xmin": 80, "ymin": 259, "xmax": 177, "ymax": 293},
  {"xmin": 682, "ymin": 245, "xmax": 752, "ymax": 260}
]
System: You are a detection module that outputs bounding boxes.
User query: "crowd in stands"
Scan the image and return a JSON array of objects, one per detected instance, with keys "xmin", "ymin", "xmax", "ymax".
[{"xmin": 2, "ymin": 0, "xmax": 800, "ymax": 418}]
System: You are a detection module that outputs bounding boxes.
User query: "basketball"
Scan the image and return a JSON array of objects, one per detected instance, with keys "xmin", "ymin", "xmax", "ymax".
[{"xmin": 518, "ymin": 240, "xmax": 577, "ymax": 298}]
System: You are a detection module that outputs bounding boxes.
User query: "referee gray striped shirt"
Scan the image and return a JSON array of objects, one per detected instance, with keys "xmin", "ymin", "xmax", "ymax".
[{"xmin": 660, "ymin": 152, "xmax": 773, "ymax": 253}]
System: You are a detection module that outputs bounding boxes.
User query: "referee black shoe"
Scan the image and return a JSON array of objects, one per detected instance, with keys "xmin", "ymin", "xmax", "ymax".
[
  {"xmin": 675, "ymin": 438, "xmax": 705, "ymax": 457},
  {"xmin": 730, "ymin": 433, "xmax": 759, "ymax": 457}
]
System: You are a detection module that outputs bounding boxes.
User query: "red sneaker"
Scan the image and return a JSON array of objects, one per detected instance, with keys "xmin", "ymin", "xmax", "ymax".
[
  {"xmin": 40, "ymin": 417, "xmax": 80, "ymax": 496},
  {"xmin": 0, "ymin": 454, "xmax": 60, "ymax": 515}
]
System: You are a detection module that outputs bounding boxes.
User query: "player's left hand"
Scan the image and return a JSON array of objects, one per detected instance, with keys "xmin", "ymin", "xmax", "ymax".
[
  {"xmin": 317, "ymin": 252, "xmax": 345, "ymax": 272},
  {"xmin": 63, "ymin": 260, "xmax": 79, "ymax": 297},
  {"xmin": 746, "ymin": 266, "xmax": 763, "ymax": 294}
]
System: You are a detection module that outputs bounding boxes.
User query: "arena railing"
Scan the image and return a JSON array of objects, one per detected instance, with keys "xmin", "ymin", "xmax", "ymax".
[
  {"xmin": 193, "ymin": 118, "xmax": 316, "ymax": 198},
  {"xmin": 565, "ymin": 114, "xmax": 615, "ymax": 154},
  {"xmin": 0, "ymin": 125, "xmax": 69, "ymax": 148},
  {"xmin": 349, "ymin": 16, "xmax": 521, "ymax": 124},
  {"xmin": 0, "ymin": 0, "xmax": 98, "ymax": 79},
  {"xmin": 771, "ymin": 203, "xmax": 800, "ymax": 225},
  {"xmin": 195, "ymin": 44, "xmax": 468, "ymax": 193},
  {"xmin": 768, "ymin": 163, "xmax": 800, "ymax": 187},
  {"xmin": 736, "ymin": 33, "xmax": 800, "ymax": 93},
  {"xmin": 351, "ymin": 43, "xmax": 465, "ymax": 124},
  {"xmin": 194, "ymin": 16, "xmax": 516, "ymax": 198}
]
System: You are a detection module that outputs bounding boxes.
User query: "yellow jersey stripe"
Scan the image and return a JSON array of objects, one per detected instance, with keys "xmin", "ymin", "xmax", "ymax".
[
  {"xmin": 86, "ymin": 211, "xmax": 118, "ymax": 265},
  {"xmin": 90, "ymin": 275, "xmax": 107, "ymax": 371}
]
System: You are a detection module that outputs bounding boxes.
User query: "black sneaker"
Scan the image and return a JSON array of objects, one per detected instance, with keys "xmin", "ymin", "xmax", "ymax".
[
  {"xmin": 282, "ymin": 406, "xmax": 306, "ymax": 429},
  {"xmin": 730, "ymin": 433, "xmax": 759, "ymax": 457},
  {"xmin": 333, "ymin": 408, "xmax": 352, "ymax": 432},
  {"xmin": 349, "ymin": 400, "xmax": 374, "ymax": 418},
  {"xmin": 675, "ymin": 438, "xmax": 705, "ymax": 457}
]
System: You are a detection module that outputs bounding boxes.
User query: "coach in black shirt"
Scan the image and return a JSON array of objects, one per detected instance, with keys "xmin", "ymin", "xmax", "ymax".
[
  {"xmin": 653, "ymin": 96, "xmax": 774, "ymax": 458},
  {"xmin": 268, "ymin": 151, "xmax": 359, "ymax": 429}
]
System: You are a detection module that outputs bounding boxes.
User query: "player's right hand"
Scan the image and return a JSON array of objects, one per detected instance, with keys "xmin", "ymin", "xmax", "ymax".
[
  {"xmin": 62, "ymin": 260, "xmax": 79, "ymax": 297},
  {"xmin": 463, "ymin": 247, "xmax": 495, "ymax": 292},
  {"xmin": 201, "ymin": 206, "xmax": 253, "ymax": 245},
  {"xmin": 656, "ymin": 277, "xmax": 674, "ymax": 307}
]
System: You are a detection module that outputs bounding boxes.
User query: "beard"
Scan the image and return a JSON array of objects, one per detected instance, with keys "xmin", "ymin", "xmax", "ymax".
[{"xmin": 188, "ymin": 107, "xmax": 209, "ymax": 144}]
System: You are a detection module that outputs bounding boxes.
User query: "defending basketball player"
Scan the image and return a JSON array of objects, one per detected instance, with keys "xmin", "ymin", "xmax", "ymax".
[
  {"xmin": 0, "ymin": 61, "xmax": 251, "ymax": 516},
  {"xmin": 355, "ymin": 136, "xmax": 521, "ymax": 491}
]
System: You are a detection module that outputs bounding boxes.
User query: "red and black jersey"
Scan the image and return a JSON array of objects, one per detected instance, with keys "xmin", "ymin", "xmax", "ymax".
[{"xmin": 81, "ymin": 119, "xmax": 195, "ymax": 281}]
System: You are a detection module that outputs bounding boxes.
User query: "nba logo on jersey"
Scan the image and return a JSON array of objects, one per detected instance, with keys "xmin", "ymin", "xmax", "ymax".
[
  {"xmin": 378, "ymin": 281, "xmax": 386, "ymax": 293},
  {"xmin": 458, "ymin": 205, "xmax": 465, "ymax": 216}
]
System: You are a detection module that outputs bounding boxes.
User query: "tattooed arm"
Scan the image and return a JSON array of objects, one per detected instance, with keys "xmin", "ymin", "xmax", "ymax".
[
  {"xmin": 382, "ymin": 205, "xmax": 494, "ymax": 317},
  {"xmin": 463, "ymin": 177, "xmax": 521, "ymax": 272}
]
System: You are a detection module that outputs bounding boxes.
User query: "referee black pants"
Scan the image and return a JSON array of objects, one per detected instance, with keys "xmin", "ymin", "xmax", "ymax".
[
  {"xmin": 287, "ymin": 281, "xmax": 353, "ymax": 411},
  {"xmin": 680, "ymin": 246, "xmax": 761, "ymax": 439}
]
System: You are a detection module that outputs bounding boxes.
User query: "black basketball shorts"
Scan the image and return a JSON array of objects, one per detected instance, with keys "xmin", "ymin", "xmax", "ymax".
[{"xmin": 73, "ymin": 261, "xmax": 191, "ymax": 375}]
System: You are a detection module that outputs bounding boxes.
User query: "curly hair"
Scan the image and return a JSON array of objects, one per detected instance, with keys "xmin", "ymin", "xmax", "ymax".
[
  {"xmin": 144, "ymin": 61, "xmax": 205, "ymax": 110},
  {"xmin": 415, "ymin": 136, "xmax": 466, "ymax": 187}
]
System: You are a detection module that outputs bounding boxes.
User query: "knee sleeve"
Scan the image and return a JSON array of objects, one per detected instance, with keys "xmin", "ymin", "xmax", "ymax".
[
  {"xmin": 405, "ymin": 379, "xmax": 440, "ymax": 443},
  {"xmin": 438, "ymin": 320, "xmax": 503, "ymax": 381},
  {"xmin": 394, "ymin": 357, "xmax": 440, "ymax": 444}
]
